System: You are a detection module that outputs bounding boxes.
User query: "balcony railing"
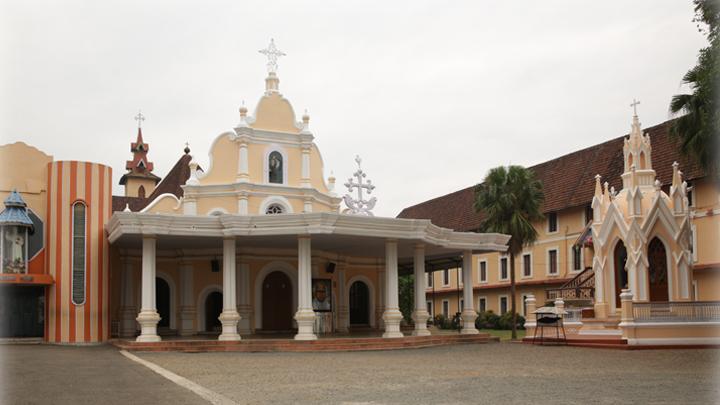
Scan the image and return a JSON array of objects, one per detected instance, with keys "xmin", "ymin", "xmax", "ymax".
[{"xmin": 632, "ymin": 301, "xmax": 720, "ymax": 323}]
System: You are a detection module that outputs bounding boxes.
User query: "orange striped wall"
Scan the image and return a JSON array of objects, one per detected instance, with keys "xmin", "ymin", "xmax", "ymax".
[{"xmin": 45, "ymin": 161, "xmax": 111, "ymax": 343}]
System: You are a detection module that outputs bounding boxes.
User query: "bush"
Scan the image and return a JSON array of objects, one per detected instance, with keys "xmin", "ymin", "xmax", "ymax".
[
  {"xmin": 475, "ymin": 310, "xmax": 500, "ymax": 329},
  {"xmin": 475, "ymin": 310, "xmax": 525, "ymax": 330},
  {"xmin": 433, "ymin": 314, "xmax": 452, "ymax": 329}
]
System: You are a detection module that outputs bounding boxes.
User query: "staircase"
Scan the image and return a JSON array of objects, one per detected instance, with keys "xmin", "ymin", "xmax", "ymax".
[{"xmin": 545, "ymin": 267, "xmax": 594, "ymax": 306}]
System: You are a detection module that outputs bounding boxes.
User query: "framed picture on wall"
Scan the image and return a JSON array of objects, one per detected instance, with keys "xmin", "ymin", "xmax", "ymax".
[{"xmin": 312, "ymin": 278, "xmax": 332, "ymax": 312}]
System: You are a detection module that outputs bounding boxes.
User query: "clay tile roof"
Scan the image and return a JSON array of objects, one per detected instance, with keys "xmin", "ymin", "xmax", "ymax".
[
  {"xmin": 112, "ymin": 153, "xmax": 195, "ymax": 212},
  {"xmin": 397, "ymin": 119, "xmax": 706, "ymax": 232}
]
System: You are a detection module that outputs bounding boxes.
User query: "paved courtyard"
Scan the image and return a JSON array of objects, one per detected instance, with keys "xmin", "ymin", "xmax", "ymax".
[{"xmin": 2, "ymin": 342, "xmax": 719, "ymax": 404}]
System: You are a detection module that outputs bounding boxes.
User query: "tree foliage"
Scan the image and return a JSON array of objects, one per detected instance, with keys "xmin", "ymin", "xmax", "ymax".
[
  {"xmin": 398, "ymin": 274, "xmax": 414, "ymax": 323},
  {"xmin": 474, "ymin": 165, "xmax": 544, "ymax": 339},
  {"xmin": 670, "ymin": 0, "xmax": 719, "ymax": 178}
]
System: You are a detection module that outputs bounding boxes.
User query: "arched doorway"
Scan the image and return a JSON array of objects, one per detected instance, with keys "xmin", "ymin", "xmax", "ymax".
[
  {"xmin": 648, "ymin": 237, "xmax": 669, "ymax": 302},
  {"xmin": 205, "ymin": 291, "xmax": 223, "ymax": 332},
  {"xmin": 156, "ymin": 277, "xmax": 171, "ymax": 328},
  {"xmin": 262, "ymin": 271, "xmax": 293, "ymax": 331},
  {"xmin": 613, "ymin": 241, "xmax": 628, "ymax": 308},
  {"xmin": 349, "ymin": 281, "xmax": 370, "ymax": 326}
]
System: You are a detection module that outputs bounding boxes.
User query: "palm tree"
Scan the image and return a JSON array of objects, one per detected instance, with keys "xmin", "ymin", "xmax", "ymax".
[
  {"xmin": 474, "ymin": 166, "xmax": 544, "ymax": 340},
  {"xmin": 669, "ymin": 0, "xmax": 719, "ymax": 177}
]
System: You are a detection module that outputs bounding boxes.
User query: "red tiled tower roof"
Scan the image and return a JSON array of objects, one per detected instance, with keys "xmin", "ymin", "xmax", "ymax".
[{"xmin": 119, "ymin": 128, "xmax": 161, "ymax": 186}]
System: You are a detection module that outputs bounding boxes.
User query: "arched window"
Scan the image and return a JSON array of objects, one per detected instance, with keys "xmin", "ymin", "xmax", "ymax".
[
  {"xmin": 71, "ymin": 202, "xmax": 86, "ymax": 305},
  {"xmin": 268, "ymin": 151, "xmax": 283, "ymax": 184},
  {"xmin": 265, "ymin": 204, "xmax": 284, "ymax": 215},
  {"xmin": 138, "ymin": 185, "xmax": 146, "ymax": 198}
]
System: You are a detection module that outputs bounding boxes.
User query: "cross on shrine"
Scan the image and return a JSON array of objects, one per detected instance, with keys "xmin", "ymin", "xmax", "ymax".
[
  {"xmin": 258, "ymin": 39, "xmax": 286, "ymax": 74},
  {"xmin": 135, "ymin": 111, "xmax": 145, "ymax": 128},
  {"xmin": 630, "ymin": 99, "xmax": 640, "ymax": 116},
  {"xmin": 343, "ymin": 155, "xmax": 377, "ymax": 216}
]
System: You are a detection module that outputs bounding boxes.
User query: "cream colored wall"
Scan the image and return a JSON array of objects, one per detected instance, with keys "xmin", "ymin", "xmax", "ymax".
[
  {"xmin": 694, "ymin": 271, "xmax": 720, "ymax": 301},
  {"xmin": 692, "ymin": 178, "xmax": 720, "ymax": 266},
  {"xmin": 426, "ymin": 286, "xmax": 546, "ymax": 319},
  {"xmin": 199, "ymin": 135, "xmax": 237, "ymax": 185},
  {"xmin": 124, "ymin": 177, "xmax": 156, "ymax": 198},
  {"xmin": 0, "ymin": 142, "xmax": 52, "ymax": 221},
  {"xmin": 251, "ymin": 93, "xmax": 299, "ymax": 133}
]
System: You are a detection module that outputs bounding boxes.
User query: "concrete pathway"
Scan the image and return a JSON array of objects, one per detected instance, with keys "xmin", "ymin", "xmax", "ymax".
[{"xmin": 1, "ymin": 344, "xmax": 207, "ymax": 405}]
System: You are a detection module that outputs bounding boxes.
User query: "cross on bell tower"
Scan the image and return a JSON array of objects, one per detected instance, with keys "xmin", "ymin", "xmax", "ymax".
[{"xmin": 258, "ymin": 38, "xmax": 286, "ymax": 74}]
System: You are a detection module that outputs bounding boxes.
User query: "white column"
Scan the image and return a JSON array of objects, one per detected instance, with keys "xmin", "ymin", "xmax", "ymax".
[
  {"xmin": 236, "ymin": 261, "xmax": 252, "ymax": 335},
  {"xmin": 412, "ymin": 244, "xmax": 430, "ymax": 336},
  {"xmin": 382, "ymin": 239, "xmax": 403, "ymax": 338},
  {"xmin": 178, "ymin": 261, "xmax": 196, "ymax": 336},
  {"xmin": 237, "ymin": 192, "xmax": 249, "ymax": 215},
  {"xmin": 461, "ymin": 250, "xmax": 479, "ymax": 334},
  {"xmin": 218, "ymin": 238, "xmax": 241, "ymax": 341},
  {"xmin": 237, "ymin": 140, "xmax": 249, "ymax": 182},
  {"xmin": 337, "ymin": 265, "xmax": 349, "ymax": 333},
  {"xmin": 300, "ymin": 146, "xmax": 311, "ymax": 188},
  {"xmin": 119, "ymin": 258, "xmax": 137, "ymax": 338},
  {"xmin": 294, "ymin": 236, "xmax": 317, "ymax": 340},
  {"xmin": 136, "ymin": 236, "xmax": 160, "ymax": 342}
]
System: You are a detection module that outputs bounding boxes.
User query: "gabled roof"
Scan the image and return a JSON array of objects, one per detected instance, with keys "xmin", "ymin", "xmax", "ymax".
[
  {"xmin": 112, "ymin": 153, "xmax": 196, "ymax": 212},
  {"xmin": 397, "ymin": 119, "xmax": 705, "ymax": 232}
]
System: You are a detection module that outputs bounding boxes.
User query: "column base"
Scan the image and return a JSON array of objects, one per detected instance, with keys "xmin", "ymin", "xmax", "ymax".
[
  {"xmin": 136, "ymin": 310, "xmax": 161, "ymax": 342},
  {"xmin": 218, "ymin": 310, "xmax": 242, "ymax": 341},
  {"xmin": 460, "ymin": 310, "xmax": 479, "ymax": 334},
  {"xmin": 382, "ymin": 309, "xmax": 404, "ymax": 338},
  {"xmin": 294, "ymin": 309, "xmax": 317, "ymax": 340},
  {"xmin": 376, "ymin": 308, "xmax": 385, "ymax": 330},
  {"xmin": 119, "ymin": 306, "xmax": 137, "ymax": 338},
  {"xmin": 179, "ymin": 308, "xmax": 197, "ymax": 337},
  {"xmin": 411, "ymin": 309, "xmax": 431, "ymax": 336}
]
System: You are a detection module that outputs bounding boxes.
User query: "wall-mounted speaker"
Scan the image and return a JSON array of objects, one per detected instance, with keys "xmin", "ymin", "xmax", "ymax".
[
  {"xmin": 211, "ymin": 259, "xmax": 220, "ymax": 273},
  {"xmin": 326, "ymin": 262, "xmax": 336, "ymax": 274}
]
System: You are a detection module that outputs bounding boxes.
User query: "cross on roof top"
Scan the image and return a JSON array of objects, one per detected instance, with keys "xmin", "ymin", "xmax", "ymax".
[
  {"xmin": 258, "ymin": 39, "xmax": 286, "ymax": 74},
  {"xmin": 630, "ymin": 99, "xmax": 640, "ymax": 116},
  {"xmin": 134, "ymin": 111, "xmax": 145, "ymax": 128}
]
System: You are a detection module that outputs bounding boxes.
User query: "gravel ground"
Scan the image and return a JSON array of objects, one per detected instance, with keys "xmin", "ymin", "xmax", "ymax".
[{"xmin": 138, "ymin": 342, "xmax": 720, "ymax": 405}]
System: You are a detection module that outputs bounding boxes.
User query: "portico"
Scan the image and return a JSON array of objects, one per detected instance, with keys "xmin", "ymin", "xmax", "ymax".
[{"xmin": 107, "ymin": 211, "xmax": 509, "ymax": 342}]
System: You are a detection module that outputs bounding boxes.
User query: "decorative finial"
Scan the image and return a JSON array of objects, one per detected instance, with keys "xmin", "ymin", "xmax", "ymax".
[
  {"xmin": 342, "ymin": 155, "xmax": 377, "ymax": 216},
  {"xmin": 630, "ymin": 99, "xmax": 640, "ymax": 116},
  {"xmin": 259, "ymin": 38, "xmax": 286, "ymax": 74},
  {"xmin": 123, "ymin": 203, "xmax": 131, "ymax": 212},
  {"xmin": 134, "ymin": 110, "xmax": 145, "ymax": 129},
  {"xmin": 184, "ymin": 142, "xmax": 190, "ymax": 154}
]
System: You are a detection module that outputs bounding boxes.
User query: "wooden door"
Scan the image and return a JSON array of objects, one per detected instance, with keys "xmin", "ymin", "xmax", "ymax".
[
  {"xmin": 349, "ymin": 281, "xmax": 370, "ymax": 325},
  {"xmin": 262, "ymin": 271, "xmax": 293, "ymax": 331},
  {"xmin": 648, "ymin": 238, "xmax": 669, "ymax": 302}
]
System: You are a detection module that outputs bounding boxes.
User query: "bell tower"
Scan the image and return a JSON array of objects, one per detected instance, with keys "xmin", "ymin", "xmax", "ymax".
[{"xmin": 119, "ymin": 111, "xmax": 161, "ymax": 197}]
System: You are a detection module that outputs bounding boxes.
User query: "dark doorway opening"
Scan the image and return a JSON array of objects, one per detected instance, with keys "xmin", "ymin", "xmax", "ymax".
[
  {"xmin": 614, "ymin": 241, "xmax": 628, "ymax": 308},
  {"xmin": 156, "ymin": 277, "xmax": 171, "ymax": 328},
  {"xmin": 648, "ymin": 237, "xmax": 669, "ymax": 302},
  {"xmin": 262, "ymin": 271, "xmax": 293, "ymax": 331},
  {"xmin": 349, "ymin": 281, "xmax": 370, "ymax": 326},
  {"xmin": 0, "ymin": 286, "xmax": 44, "ymax": 338},
  {"xmin": 205, "ymin": 291, "xmax": 223, "ymax": 332}
]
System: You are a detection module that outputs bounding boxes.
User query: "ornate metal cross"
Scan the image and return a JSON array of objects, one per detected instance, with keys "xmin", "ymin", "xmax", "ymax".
[
  {"xmin": 134, "ymin": 111, "xmax": 145, "ymax": 128},
  {"xmin": 630, "ymin": 99, "xmax": 640, "ymax": 116},
  {"xmin": 258, "ymin": 39, "xmax": 286, "ymax": 74},
  {"xmin": 343, "ymin": 155, "xmax": 377, "ymax": 216}
]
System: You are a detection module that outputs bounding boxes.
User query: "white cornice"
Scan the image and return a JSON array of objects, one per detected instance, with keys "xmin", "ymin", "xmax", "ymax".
[
  {"xmin": 106, "ymin": 211, "xmax": 510, "ymax": 253},
  {"xmin": 183, "ymin": 182, "xmax": 340, "ymax": 205}
]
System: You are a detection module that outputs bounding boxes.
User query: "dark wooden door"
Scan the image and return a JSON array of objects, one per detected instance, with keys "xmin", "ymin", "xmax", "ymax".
[
  {"xmin": 349, "ymin": 281, "xmax": 370, "ymax": 325},
  {"xmin": 205, "ymin": 291, "xmax": 223, "ymax": 332},
  {"xmin": 262, "ymin": 271, "xmax": 292, "ymax": 331},
  {"xmin": 648, "ymin": 238, "xmax": 669, "ymax": 302},
  {"xmin": 156, "ymin": 278, "xmax": 170, "ymax": 328},
  {"xmin": 614, "ymin": 242, "xmax": 628, "ymax": 308}
]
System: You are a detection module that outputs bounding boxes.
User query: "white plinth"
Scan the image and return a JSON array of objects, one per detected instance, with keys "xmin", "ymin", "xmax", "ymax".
[
  {"xmin": 412, "ymin": 309, "xmax": 431, "ymax": 336},
  {"xmin": 136, "ymin": 310, "xmax": 161, "ymax": 342},
  {"xmin": 218, "ymin": 311, "xmax": 242, "ymax": 341},
  {"xmin": 382, "ymin": 309, "xmax": 404, "ymax": 338},
  {"xmin": 294, "ymin": 309, "xmax": 318, "ymax": 340},
  {"xmin": 460, "ymin": 310, "xmax": 479, "ymax": 335}
]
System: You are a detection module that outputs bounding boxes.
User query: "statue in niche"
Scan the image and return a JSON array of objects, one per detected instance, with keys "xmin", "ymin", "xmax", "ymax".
[{"xmin": 268, "ymin": 151, "xmax": 283, "ymax": 184}]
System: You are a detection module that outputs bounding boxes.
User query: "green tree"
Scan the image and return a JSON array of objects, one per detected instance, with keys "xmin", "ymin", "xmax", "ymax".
[
  {"xmin": 398, "ymin": 274, "xmax": 415, "ymax": 323},
  {"xmin": 474, "ymin": 166, "xmax": 544, "ymax": 340},
  {"xmin": 670, "ymin": 0, "xmax": 719, "ymax": 177}
]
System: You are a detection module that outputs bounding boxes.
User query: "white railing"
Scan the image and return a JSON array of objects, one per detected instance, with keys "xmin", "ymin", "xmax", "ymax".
[
  {"xmin": 564, "ymin": 308, "xmax": 583, "ymax": 323},
  {"xmin": 632, "ymin": 301, "xmax": 720, "ymax": 322}
]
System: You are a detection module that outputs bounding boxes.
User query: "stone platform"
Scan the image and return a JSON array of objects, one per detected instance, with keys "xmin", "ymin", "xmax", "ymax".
[{"xmin": 112, "ymin": 333, "xmax": 491, "ymax": 353}]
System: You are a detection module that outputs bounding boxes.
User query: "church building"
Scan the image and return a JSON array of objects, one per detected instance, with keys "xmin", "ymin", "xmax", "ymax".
[{"xmin": 0, "ymin": 41, "xmax": 509, "ymax": 343}]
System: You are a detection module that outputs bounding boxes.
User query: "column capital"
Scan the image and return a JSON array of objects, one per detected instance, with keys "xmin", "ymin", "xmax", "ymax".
[
  {"xmin": 414, "ymin": 243, "xmax": 425, "ymax": 251},
  {"xmin": 142, "ymin": 234, "xmax": 157, "ymax": 240},
  {"xmin": 298, "ymin": 234, "xmax": 311, "ymax": 240}
]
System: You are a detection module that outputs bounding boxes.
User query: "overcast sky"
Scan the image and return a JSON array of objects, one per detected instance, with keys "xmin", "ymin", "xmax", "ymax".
[{"xmin": 0, "ymin": 1, "xmax": 706, "ymax": 217}]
